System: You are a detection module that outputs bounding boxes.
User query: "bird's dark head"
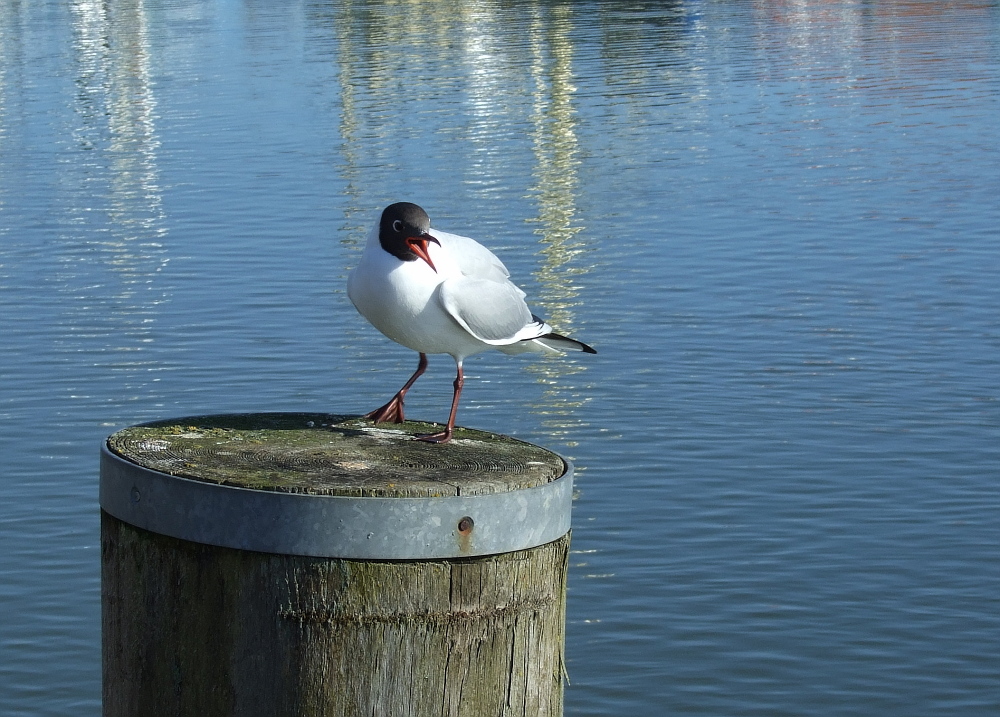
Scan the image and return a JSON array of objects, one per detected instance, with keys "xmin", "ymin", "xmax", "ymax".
[{"xmin": 379, "ymin": 202, "xmax": 440, "ymax": 272}]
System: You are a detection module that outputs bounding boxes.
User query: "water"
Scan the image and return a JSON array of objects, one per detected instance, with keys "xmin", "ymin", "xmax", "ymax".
[{"xmin": 2, "ymin": 0, "xmax": 998, "ymax": 714}]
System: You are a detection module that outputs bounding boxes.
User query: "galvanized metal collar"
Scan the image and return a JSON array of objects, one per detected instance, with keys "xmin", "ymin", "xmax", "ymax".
[{"xmin": 100, "ymin": 444, "xmax": 573, "ymax": 560}]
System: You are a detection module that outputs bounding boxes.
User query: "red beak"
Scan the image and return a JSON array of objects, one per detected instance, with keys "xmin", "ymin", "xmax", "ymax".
[{"xmin": 406, "ymin": 233, "xmax": 440, "ymax": 273}]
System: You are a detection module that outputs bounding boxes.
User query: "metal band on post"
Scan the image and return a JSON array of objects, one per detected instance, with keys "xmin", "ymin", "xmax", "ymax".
[{"xmin": 100, "ymin": 443, "xmax": 573, "ymax": 559}]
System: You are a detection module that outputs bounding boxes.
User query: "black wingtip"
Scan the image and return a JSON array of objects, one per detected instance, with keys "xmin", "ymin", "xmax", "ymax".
[{"xmin": 541, "ymin": 331, "xmax": 596, "ymax": 354}]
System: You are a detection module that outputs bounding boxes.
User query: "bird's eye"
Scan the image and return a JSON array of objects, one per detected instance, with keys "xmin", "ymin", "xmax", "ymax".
[{"xmin": 393, "ymin": 220, "xmax": 404, "ymax": 233}]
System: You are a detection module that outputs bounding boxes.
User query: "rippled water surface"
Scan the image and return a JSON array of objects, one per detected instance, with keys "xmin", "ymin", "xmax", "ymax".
[{"xmin": 2, "ymin": 0, "xmax": 999, "ymax": 714}]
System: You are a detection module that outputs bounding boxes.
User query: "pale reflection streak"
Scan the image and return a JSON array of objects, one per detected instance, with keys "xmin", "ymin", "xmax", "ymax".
[
  {"xmin": 0, "ymin": 1, "xmax": 24, "ymax": 235},
  {"xmin": 0, "ymin": 9, "xmax": 7, "ymax": 150},
  {"xmin": 70, "ymin": 0, "xmax": 167, "ymax": 376},
  {"xmin": 458, "ymin": 4, "xmax": 509, "ymax": 196},
  {"xmin": 751, "ymin": 0, "xmax": 865, "ymax": 85},
  {"xmin": 329, "ymin": 1, "xmax": 368, "ymax": 247},
  {"xmin": 750, "ymin": 0, "xmax": 995, "ymax": 93},
  {"xmin": 0, "ymin": 11, "xmax": 7, "ymax": 236},
  {"xmin": 525, "ymin": 6, "xmax": 591, "ymax": 444}
]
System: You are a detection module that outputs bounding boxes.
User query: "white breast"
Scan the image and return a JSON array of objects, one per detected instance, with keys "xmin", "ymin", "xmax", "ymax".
[{"xmin": 347, "ymin": 225, "xmax": 489, "ymax": 359}]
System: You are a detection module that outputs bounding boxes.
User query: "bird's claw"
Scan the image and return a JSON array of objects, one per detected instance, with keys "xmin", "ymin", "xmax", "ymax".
[
  {"xmin": 364, "ymin": 395, "xmax": 405, "ymax": 424},
  {"xmin": 415, "ymin": 430, "xmax": 452, "ymax": 444}
]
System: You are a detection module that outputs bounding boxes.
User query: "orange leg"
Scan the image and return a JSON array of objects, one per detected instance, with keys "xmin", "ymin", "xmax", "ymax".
[
  {"xmin": 364, "ymin": 353, "xmax": 428, "ymax": 424},
  {"xmin": 416, "ymin": 361, "xmax": 464, "ymax": 444}
]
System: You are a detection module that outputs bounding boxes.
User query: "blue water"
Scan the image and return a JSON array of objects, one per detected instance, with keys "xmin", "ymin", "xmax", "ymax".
[{"xmin": 2, "ymin": 0, "xmax": 999, "ymax": 714}]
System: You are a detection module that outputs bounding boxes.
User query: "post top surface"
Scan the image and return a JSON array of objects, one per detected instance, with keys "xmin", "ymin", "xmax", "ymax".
[{"xmin": 106, "ymin": 413, "xmax": 566, "ymax": 497}]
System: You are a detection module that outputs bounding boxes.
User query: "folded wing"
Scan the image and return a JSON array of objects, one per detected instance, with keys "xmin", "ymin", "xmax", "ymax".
[
  {"xmin": 438, "ymin": 277, "xmax": 537, "ymax": 345},
  {"xmin": 433, "ymin": 228, "xmax": 596, "ymax": 355}
]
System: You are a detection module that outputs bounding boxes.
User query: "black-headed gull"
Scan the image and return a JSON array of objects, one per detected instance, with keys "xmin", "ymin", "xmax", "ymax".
[{"xmin": 348, "ymin": 202, "xmax": 595, "ymax": 443}]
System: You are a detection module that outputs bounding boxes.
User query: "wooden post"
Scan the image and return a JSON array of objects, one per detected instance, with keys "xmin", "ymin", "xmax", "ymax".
[{"xmin": 100, "ymin": 413, "xmax": 571, "ymax": 717}]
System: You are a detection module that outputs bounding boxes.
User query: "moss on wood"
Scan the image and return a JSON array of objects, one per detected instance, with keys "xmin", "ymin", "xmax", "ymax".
[{"xmin": 107, "ymin": 413, "xmax": 565, "ymax": 497}]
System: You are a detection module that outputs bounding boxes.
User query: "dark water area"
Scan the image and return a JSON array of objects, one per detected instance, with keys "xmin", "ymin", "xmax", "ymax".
[{"xmin": 1, "ymin": 0, "xmax": 998, "ymax": 714}]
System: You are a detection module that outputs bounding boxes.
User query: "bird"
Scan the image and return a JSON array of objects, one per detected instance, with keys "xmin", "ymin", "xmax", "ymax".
[{"xmin": 347, "ymin": 202, "xmax": 595, "ymax": 444}]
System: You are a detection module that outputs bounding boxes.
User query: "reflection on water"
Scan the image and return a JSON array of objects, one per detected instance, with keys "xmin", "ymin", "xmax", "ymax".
[
  {"xmin": 323, "ymin": 1, "xmax": 367, "ymax": 244},
  {"xmin": 525, "ymin": 5, "xmax": 592, "ymax": 443},
  {"xmin": 68, "ymin": 0, "xmax": 168, "ymax": 397},
  {"xmin": 0, "ymin": 1, "xmax": 24, "ymax": 246},
  {"xmin": 1, "ymin": 1, "xmax": 998, "ymax": 715}
]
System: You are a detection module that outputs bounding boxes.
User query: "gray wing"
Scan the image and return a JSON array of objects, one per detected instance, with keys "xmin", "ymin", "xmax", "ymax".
[
  {"xmin": 438, "ymin": 276, "xmax": 533, "ymax": 344},
  {"xmin": 431, "ymin": 229, "xmax": 512, "ymax": 284}
]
